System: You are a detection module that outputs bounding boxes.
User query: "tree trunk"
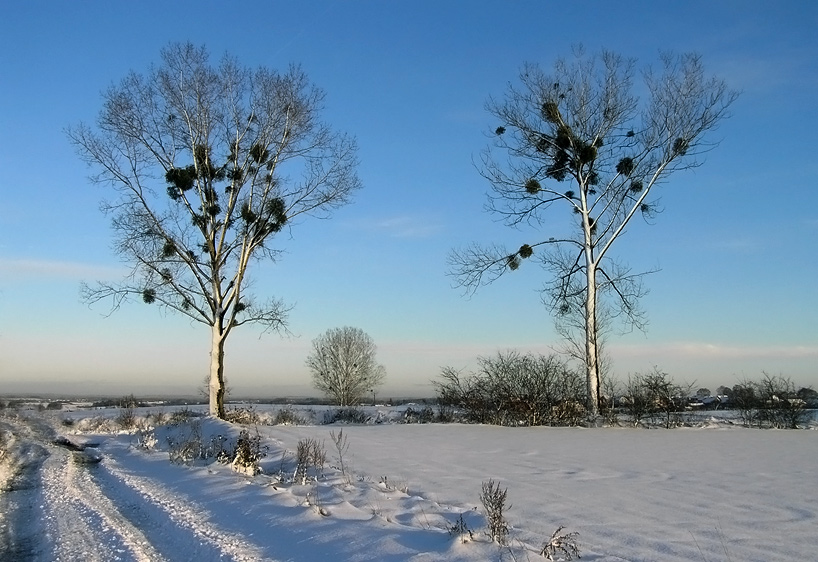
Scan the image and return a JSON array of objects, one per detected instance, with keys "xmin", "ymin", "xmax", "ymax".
[
  {"xmin": 585, "ymin": 261, "xmax": 600, "ymax": 419},
  {"xmin": 209, "ymin": 324, "xmax": 227, "ymax": 419}
]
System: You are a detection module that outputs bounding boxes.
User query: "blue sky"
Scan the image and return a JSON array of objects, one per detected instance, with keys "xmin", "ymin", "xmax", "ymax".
[{"xmin": 1, "ymin": 1, "xmax": 816, "ymax": 398}]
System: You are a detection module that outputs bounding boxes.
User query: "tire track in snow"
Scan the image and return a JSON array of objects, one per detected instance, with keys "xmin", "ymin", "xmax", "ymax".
[
  {"xmin": 54, "ymin": 452, "xmax": 166, "ymax": 562},
  {"xmin": 94, "ymin": 455, "xmax": 269, "ymax": 561},
  {"xmin": 0, "ymin": 426, "xmax": 51, "ymax": 561},
  {"xmin": 1, "ymin": 415, "xmax": 138, "ymax": 561}
]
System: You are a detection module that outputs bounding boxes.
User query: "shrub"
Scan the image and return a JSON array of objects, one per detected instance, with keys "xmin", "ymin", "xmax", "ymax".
[
  {"xmin": 224, "ymin": 406, "xmax": 260, "ymax": 425},
  {"xmin": 329, "ymin": 429, "xmax": 350, "ymax": 484},
  {"xmin": 117, "ymin": 394, "xmax": 138, "ymax": 429},
  {"xmin": 169, "ymin": 407, "xmax": 204, "ymax": 424},
  {"xmin": 621, "ymin": 369, "xmax": 691, "ymax": 428},
  {"xmin": 435, "ymin": 403, "xmax": 458, "ymax": 423},
  {"xmin": 448, "ymin": 513, "xmax": 474, "ymax": 543},
  {"xmin": 294, "ymin": 438, "xmax": 326, "ymax": 484},
  {"xmin": 754, "ymin": 373, "xmax": 808, "ymax": 429},
  {"xmin": 540, "ymin": 526, "xmax": 580, "ymax": 560},
  {"xmin": 135, "ymin": 428, "xmax": 158, "ymax": 451},
  {"xmin": 642, "ymin": 369, "xmax": 692, "ymax": 428},
  {"xmin": 730, "ymin": 374, "xmax": 809, "ymax": 429},
  {"xmin": 731, "ymin": 381, "xmax": 759, "ymax": 427},
  {"xmin": 435, "ymin": 352, "xmax": 585, "ymax": 426},
  {"xmin": 274, "ymin": 407, "xmax": 306, "ymax": 425},
  {"xmin": 323, "ymin": 407, "xmax": 368, "ymax": 425},
  {"xmin": 231, "ymin": 429, "xmax": 267, "ymax": 475},
  {"xmin": 167, "ymin": 420, "xmax": 204, "ymax": 465},
  {"xmin": 402, "ymin": 405, "xmax": 435, "ymax": 424},
  {"xmin": 480, "ymin": 479, "xmax": 509, "ymax": 545}
]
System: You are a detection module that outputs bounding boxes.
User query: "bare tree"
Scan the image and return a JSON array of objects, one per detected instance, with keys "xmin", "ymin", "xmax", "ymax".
[
  {"xmin": 306, "ymin": 327, "xmax": 386, "ymax": 406},
  {"xmin": 449, "ymin": 49, "xmax": 737, "ymax": 417},
  {"xmin": 68, "ymin": 43, "xmax": 361, "ymax": 418}
]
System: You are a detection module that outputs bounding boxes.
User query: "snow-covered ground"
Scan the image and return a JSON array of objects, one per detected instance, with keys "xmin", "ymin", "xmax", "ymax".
[{"xmin": 1, "ymin": 405, "xmax": 815, "ymax": 561}]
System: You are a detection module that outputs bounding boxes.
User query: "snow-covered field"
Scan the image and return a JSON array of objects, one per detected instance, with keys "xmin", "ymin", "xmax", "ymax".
[{"xmin": 1, "ymin": 404, "xmax": 815, "ymax": 561}]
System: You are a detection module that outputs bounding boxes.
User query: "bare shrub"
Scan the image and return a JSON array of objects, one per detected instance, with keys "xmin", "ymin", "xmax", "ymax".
[
  {"xmin": 329, "ymin": 429, "xmax": 351, "ymax": 484},
  {"xmin": 755, "ymin": 373, "xmax": 808, "ymax": 429},
  {"xmin": 295, "ymin": 438, "xmax": 326, "ymax": 484},
  {"xmin": 323, "ymin": 407, "xmax": 368, "ymax": 424},
  {"xmin": 135, "ymin": 428, "xmax": 158, "ymax": 451},
  {"xmin": 435, "ymin": 403, "xmax": 458, "ymax": 423},
  {"xmin": 117, "ymin": 394, "xmax": 138, "ymax": 429},
  {"xmin": 622, "ymin": 369, "xmax": 691, "ymax": 428},
  {"xmin": 169, "ymin": 407, "xmax": 203, "ymax": 424},
  {"xmin": 600, "ymin": 374, "xmax": 620, "ymax": 426},
  {"xmin": 274, "ymin": 407, "xmax": 306, "ymax": 425},
  {"xmin": 435, "ymin": 352, "xmax": 584, "ymax": 426},
  {"xmin": 205, "ymin": 434, "xmax": 230, "ymax": 462},
  {"xmin": 480, "ymin": 479, "xmax": 510, "ymax": 545},
  {"xmin": 448, "ymin": 513, "xmax": 474, "ymax": 543},
  {"xmin": 729, "ymin": 375, "xmax": 808, "ymax": 429},
  {"xmin": 224, "ymin": 406, "xmax": 260, "ymax": 426},
  {"xmin": 540, "ymin": 526, "xmax": 580, "ymax": 560},
  {"xmin": 643, "ymin": 369, "xmax": 692, "ymax": 428},
  {"xmin": 231, "ymin": 429, "xmax": 267, "ymax": 475},
  {"xmin": 164, "ymin": 419, "xmax": 228, "ymax": 465},
  {"xmin": 621, "ymin": 374, "xmax": 651, "ymax": 426},
  {"xmin": 167, "ymin": 420, "xmax": 204, "ymax": 465},
  {"xmin": 551, "ymin": 400, "xmax": 587, "ymax": 426},
  {"xmin": 402, "ymin": 405, "xmax": 435, "ymax": 424},
  {"xmin": 731, "ymin": 381, "xmax": 759, "ymax": 427}
]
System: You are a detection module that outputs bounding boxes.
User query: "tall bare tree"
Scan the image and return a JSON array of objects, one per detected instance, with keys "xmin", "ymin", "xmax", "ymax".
[
  {"xmin": 307, "ymin": 326, "xmax": 386, "ymax": 406},
  {"xmin": 449, "ymin": 49, "xmax": 737, "ymax": 417},
  {"xmin": 68, "ymin": 43, "xmax": 361, "ymax": 418}
]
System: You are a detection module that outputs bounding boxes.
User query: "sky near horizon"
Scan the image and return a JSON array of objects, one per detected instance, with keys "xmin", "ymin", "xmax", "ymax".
[{"xmin": 1, "ymin": 1, "xmax": 816, "ymax": 398}]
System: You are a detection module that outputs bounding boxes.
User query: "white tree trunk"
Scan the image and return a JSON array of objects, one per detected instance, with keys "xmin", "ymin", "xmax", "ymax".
[
  {"xmin": 585, "ymin": 263, "xmax": 600, "ymax": 419},
  {"xmin": 209, "ymin": 324, "xmax": 227, "ymax": 418},
  {"xmin": 583, "ymin": 215, "xmax": 601, "ymax": 419}
]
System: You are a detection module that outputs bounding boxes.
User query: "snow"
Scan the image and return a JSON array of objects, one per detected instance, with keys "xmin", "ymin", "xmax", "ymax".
[{"xmin": 1, "ymin": 406, "xmax": 816, "ymax": 561}]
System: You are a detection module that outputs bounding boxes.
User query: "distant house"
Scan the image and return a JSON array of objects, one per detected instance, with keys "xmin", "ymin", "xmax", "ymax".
[{"xmin": 688, "ymin": 395, "xmax": 724, "ymax": 410}]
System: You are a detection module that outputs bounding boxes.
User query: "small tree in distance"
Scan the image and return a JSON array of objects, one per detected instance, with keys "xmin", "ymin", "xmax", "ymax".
[
  {"xmin": 307, "ymin": 326, "xmax": 386, "ymax": 406},
  {"xmin": 449, "ymin": 48, "xmax": 737, "ymax": 418}
]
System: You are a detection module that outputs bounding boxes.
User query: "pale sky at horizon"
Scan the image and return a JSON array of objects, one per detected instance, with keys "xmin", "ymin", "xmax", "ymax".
[{"xmin": 1, "ymin": 1, "xmax": 816, "ymax": 398}]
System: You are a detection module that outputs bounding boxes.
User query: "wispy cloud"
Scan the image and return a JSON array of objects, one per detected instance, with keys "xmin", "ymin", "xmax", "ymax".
[
  {"xmin": 0, "ymin": 258, "xmax": 125, "ymax": 281},
  {"xmin": 612, "ymin": 341, "xmax": 818, "ymax": 360}
]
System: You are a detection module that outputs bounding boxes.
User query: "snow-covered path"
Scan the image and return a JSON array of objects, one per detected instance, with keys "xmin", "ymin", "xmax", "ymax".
[{"xmin": 0, "ymin": 414, "xmax": 267, "ymax": 561}]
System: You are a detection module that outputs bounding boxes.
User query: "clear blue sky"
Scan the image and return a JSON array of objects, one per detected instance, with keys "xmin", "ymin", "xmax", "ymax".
[{"xmin": 1, "ymin": 1, "xmax": 816, "ymax": 398}]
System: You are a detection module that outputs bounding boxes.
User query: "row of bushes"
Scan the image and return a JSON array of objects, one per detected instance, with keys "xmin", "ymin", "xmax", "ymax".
[{"xmin": 433, "ymin": 353, "xmax": 813, "ymax": 429}]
